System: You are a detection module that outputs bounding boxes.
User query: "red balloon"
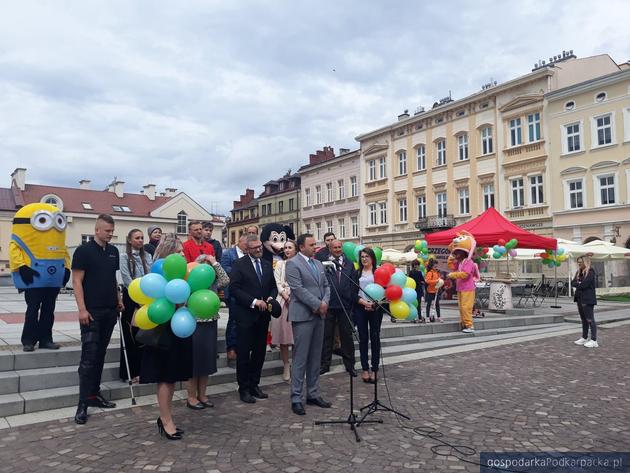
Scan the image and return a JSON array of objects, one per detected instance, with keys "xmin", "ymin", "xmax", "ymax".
[
  {"xmin": 498, "ymin": 239, "xmax": 506, "ymax": 246},
  {"xmin": 380, "ymin": 262, "xmax": 396, "ymax": 275},
  {"xmin": 385, "ymin": 285, "xmax": 403, "ymax": 301},
  {"xmin": 373, "ymin": 267, "xmax": 391, "ymax": 287}
]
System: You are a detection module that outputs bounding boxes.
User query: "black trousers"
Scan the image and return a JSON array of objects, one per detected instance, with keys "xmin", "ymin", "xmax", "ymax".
[
  {"xmin": 22, "ymin": 287, "xmax": 60, "ymax": 346},
  {"xmin": 321, "ymin": 308, "xmax": 355, "ymax": 371},
  {"xmin": 425, "ymin": 292, "xmax": 441, "ymax": 318},
  {"xmin": 236, "ymin": 314, "xmax": 270, "ymax": 393},
  {"xmin": 354, "ymin": 307, "xmax": 383, "ymax": 372},
  {"xmin": 577, "ymin": 303, "xmax": 597, "ymax": 341},
  {"xmin": 119, "ymin": 289, "xmax": 142, "ymax": 380},
  {"xmin": 78, "ymin": 308, "xmax": 117, "ymax": 401}
]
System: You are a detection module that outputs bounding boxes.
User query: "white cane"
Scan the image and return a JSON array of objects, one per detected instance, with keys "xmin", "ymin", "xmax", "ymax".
[{"xmin": 117, "ymin": 315, "xmax": 137, "ymax": 405}]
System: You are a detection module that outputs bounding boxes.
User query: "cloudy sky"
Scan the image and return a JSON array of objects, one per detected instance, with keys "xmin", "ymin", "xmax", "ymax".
[{"xmin": 1, "ymin": 0, "xmax": 629, "ymax": 214}]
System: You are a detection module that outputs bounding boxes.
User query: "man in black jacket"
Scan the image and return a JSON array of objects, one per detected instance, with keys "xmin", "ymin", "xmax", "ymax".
[
  {"xmin": 320, "ymin": 240, "xmax": 357, "ymax": 376},
  {"xmin": 228, "ymin": 235, "xmax": 278, "ymax": 403}
]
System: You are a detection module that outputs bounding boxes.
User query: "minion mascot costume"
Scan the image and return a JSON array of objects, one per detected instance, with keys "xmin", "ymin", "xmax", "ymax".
[
  {"xmin": 447, "ymin": 231, "xmax": 480, "ymax": 333},
  {"xmin": 9, "ymin": 203, "xmax": 70, "ymax": 351}
]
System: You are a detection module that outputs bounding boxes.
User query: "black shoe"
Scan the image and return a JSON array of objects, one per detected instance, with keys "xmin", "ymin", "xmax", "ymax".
[
  {"xmin": 23, "ymin": 344, "xmax": 35, "ymax": 352},
  {"xmin": 74, "ymin": 402, "xmax": 88, "ymax": 424},
  {"xmin": 186, "ymin": 401, "xmax": 205, "ymax": 410},
  {"xmin": 250, "ymin": 386, "xmax": 268, "ymax": 399},
  {"xmin": 345, "ymin": 366, "xmax": 357, "ymax": 377},
  {"xmin": 319, "ymin": 366, "xmax": 330, "ymax": 375},
  {"xmin": 306, "ymin": 397, "xmax": 332, "ymax": 408},
  {"xmin": 39, "ymin": 341, "xmax": 60, "ymax": 350},
  {"xmin": 157, "ymin": 418, "xmax": 182, "ymax": 440},
  {"xmin": 291, "ymin": 402, "xmax": 306, "ymax": 415},
  {"xmin": 198, "ymin": 399, "xmax": 214, "ymax": 408},
  {"xmin": 239, "ymin": 391, "xmax": 256, "ymax": 404},
  {"xmin": 86, "ymin": 393, "xmax": 116, "ymax": 409}
]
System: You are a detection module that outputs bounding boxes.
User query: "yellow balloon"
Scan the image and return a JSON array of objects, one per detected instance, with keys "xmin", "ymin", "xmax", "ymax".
[
  {"xmin": 135, "ymin": 305, "xmax": 158, "ymax": 329},
  {"xmin": 353, "ymin": 262, "xmax": 359, "ymax": 270},
  {"xmin": 128, "ymin": 278, "xmax": 154, "ymax": 306},
  {"xmin": 389, "ymin": 300, "xmax": 410, "ymax": 319},
  {"xmin": 405, "ymin": 277, "xmax": 416, "ymax": 290}
]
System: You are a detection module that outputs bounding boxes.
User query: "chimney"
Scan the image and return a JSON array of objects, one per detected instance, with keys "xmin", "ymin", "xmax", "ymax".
[
  {"xmin": 79, "ymin": 179, "xmax": 91, "ymax": 190},
  {"xmin": 164, "ymin": 187, "xmax": 177, "ymax": 197},
  {"xmin": 308, "ymin": 146, "xmax": 336, "ymax": 165},
  {"xmin": 143, "ymin": 184, "xmax": 156, "ymax": 201},
  {"xmin": 398, "ymin": 109, "xmax": 410, "ymax": 121},
  {"xmin": 107, "ymin": 180, "xmax": 124, "ymax": 198},
  {"xmin": 11, "ymin": 168, "xmax": 26, "ymax": 191}
]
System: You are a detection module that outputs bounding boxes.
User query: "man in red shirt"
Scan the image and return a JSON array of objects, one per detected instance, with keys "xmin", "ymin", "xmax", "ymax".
[{"xmin": 183, "ymin": 220, "xmax": 215, "ymax": 263}]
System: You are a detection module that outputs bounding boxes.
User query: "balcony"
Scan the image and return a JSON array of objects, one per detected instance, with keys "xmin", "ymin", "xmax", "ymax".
[{"xmin": 415, "ymin": 215, "xmax": 456, "ymax": 232}]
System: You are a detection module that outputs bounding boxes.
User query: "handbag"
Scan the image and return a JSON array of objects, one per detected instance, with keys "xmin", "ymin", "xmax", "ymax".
[{"xmin": 135, "ymin": 325, "xmax": 174, "ymax": 351}]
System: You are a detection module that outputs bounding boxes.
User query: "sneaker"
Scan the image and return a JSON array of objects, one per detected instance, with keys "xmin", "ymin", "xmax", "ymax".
[
  {"xmin": 574, "ymin": 338, "xmax": 588, "ymax": 345},
  {"xmin": 583, "ymin": 340, "xmax": 599, "ymax": 348},
  {"xmin": 462, "ymin": 328, "xmax": 474, "ymax": 333}
]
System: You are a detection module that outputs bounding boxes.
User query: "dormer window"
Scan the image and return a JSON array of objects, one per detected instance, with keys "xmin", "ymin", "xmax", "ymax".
[
  {"xmin": 41, "ymin": 194, "xmax": 63, "ymax": 211},
  {"xmin": 82, "ymin": 202, "xmax": 93, "ymax": 210},
  {"xmin": 595, "ymin": 92, "xmax": 607, "ymax": 103},
  {"xmin": 565, "ymin": 100, "xmax": 575, "ymax": 111}
]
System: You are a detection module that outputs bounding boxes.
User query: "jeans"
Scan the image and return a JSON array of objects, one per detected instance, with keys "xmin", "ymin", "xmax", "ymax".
[
  {"xmin": 354, "ymin": 306, "xmax": 383, "ymax": 372},
  {"xmin": 577, "ymin": 303, "xmax": 597, "ymax": 341},
  {"xmin": 22, "ymin": 287, "xmax": 60, "ymax": 346},
  {"xmin": 425, "ymin": 292, "xmax": 441, "ymax": 319}
]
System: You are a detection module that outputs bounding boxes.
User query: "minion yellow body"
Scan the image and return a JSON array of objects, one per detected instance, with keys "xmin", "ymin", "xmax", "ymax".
[{"xmin": 10, "ymin": 203, "xmax": 70, "ymax": 289}]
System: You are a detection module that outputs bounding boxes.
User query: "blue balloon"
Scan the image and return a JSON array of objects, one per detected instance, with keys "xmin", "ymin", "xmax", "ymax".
[
  {"xmin": 151, "ymin": 258, "xmax": 165, "ymax": 275},
  {"xmin": 497, "ymin": 246, "xmax": 506, "ymax": 254},
  {"xmin": 364, "ymin": 283, "xmax": 385, "ymax": 301},
  {"xmin": 402, "ymin": 287, "xmax": 417, "ymax": 304},
  {"xmin": 140, "ymin": 273, "xmax": 167, "ymax": 299},
  {"xmin": 557, "ymin": 248, "xmax": 565, "ymax": 256},
  {"xmin": 406, "ymin": 304, "xmax": 418, "ymax": 321},
  {"xmin": 164, "ymin": 278, "xmax": 191, "ymax": 304},
  {"xmin": 170, "ymin": 308, "xmax": 197, "ymax": 338},
  {"xmin": 390, "ymin": 271, "xmax": 407, "ymax": 288}
]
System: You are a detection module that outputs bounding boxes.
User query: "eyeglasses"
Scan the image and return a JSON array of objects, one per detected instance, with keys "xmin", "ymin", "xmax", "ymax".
[{"xmin": 249, "ymin": 245, "xmax": 263, "ymax": 250}]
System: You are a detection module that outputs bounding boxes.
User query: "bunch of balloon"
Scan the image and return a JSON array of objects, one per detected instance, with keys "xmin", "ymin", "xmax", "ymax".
[
  {"xmin": 127, "ymin": 254, "xmax": 220, "ymax": 338},
  {"xmin": 490, "ymin": 238, "xmax": 518, "ymax": 273},
  {"xmin": 362, "ymin": 263, "xmax": 419, "ymax": 322},
  {"xmin": 341, "ymin": 241, "xmax": 383, "ymax": 270},
  {"xmin": 473, "ymin": 247, "xmax": 490, "ymax": 272},
  {"xmin": 538, "ymin": 248, "xmax": 568, "ymax": 268},
  {"xmin": 413, "ymin": 239, "xmax": 429, "ymax": 275}
]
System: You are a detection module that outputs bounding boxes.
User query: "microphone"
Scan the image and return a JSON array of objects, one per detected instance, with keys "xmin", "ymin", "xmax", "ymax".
[{"xmin": 322, "ymin": 261, "xmax": 337, "ymax": 271}]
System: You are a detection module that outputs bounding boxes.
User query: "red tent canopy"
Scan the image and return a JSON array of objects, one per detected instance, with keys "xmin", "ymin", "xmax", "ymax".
[{"xmin": 424, "ymin": 208, "xmax": 557, "ymax": 250}]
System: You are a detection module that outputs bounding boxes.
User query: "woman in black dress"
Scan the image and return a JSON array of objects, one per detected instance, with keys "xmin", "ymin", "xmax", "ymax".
[
  {"xmin": 571, "ymin": 255, "xmax": 598, "ymax": 348},
  {"xmin": 140, "ymin": 233, "xmax": 193, "ymax": 440}
]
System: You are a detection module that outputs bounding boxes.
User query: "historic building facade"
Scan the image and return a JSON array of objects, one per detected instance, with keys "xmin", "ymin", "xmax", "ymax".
[
  {"xmin": 257, "ymin": 171, "xmax": 301, "ymax": 235},
  {"xmin": 226, "ymin": 188, "xmax": 258, "ymax": 246}
]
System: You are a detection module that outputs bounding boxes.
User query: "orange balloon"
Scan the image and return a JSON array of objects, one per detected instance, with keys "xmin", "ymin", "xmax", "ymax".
[{"xmin": 185, "ymin": 262, "xmax": 199, "ymax": 280}]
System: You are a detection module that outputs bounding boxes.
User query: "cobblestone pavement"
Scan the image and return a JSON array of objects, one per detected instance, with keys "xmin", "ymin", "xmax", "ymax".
[{"xmin": 0, "ymin": 325, "xmax": 628, "ymax": 473}]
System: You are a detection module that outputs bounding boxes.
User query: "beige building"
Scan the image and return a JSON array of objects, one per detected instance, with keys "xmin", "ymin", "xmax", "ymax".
[
  {"xmin": 257, "ymin": 171, "xmax": 301, "ymax": 235},
  {"xmin": 1, "ymin": 168, "xmax": 222, "ymax": 274},
  {"xmin": 226, "ymin": 189, "xmax": 259, "ymax": 246},
  {"xmin": 355, "ymin": 53, "xmax": 621, "ymax": 250},
  {"xmin": 546, "ymin": 68, "xmax": 630, "ymax": 287},
  {"xmin": 300, "ymin": 147, "xmax": 361, "ymax": 244}
]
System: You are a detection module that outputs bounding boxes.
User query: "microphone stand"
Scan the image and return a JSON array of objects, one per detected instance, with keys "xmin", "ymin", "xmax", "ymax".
[{"xmin": 314, "ymin": 262, "xmax": 381, "ymax": 442}]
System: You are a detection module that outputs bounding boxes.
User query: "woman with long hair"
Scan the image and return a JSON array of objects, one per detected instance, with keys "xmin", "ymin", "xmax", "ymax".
[
  {"xmin": 353, "ymin": 247, "xmax": 383, "ymax": 383},
  {"xmin": 572, "ymin": 255, "xmax": 598, "ymax": 348},
  {"xmin": 139, "ymin": 233, "xmax": 193, "ymax": 440},
  {"xmin": 119, "ymin": 229, "xmax": 152, "ymax": 382},
  {"xmin": 272, "ymin": 240, "xmax": 297, "ymax": 382},
  {"xmin": 424, "ymin": 259, "xmax": 443, "ymax": 323}
]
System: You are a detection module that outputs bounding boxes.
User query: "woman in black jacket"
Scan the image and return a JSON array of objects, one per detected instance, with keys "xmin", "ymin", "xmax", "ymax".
[{"xmin": 571, "ymin": 256, "xmax": 598, "ymax": 348}]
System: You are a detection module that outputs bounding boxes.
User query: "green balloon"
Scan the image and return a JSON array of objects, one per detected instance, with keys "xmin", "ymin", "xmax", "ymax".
[
  {"xmin": 373, "ymin": 247, "xmax": 383, "ymax": 265},
  {"xmin": 411, "ymin": 299, "xmax": 418, "ymax": 307},
  {"xmin": 187, "ymin": 289, "xmax": 221, "ymax": 320},
  {"xmin": 163, "ymin": 253, "xmax": 187, "ymax": 281},
  {"xmin": 342, "ymin": 242, "xmax": 357, "ymax": 262},
  {"xmin": 187, "ymin": 264, "xmax": 216, "ymax": 292},
  {"xmin": 148, "ymin": 298, "xmax": 176, "ymax": 324}
]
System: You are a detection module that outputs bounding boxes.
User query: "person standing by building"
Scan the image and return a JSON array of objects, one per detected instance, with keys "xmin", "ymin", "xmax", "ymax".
[
  {"xmin": 315, "ymin": 232, "xmax": 336, "ymax": 262},
  {"xmin": 408, "ymin": 260, "xmax": 426, "ymax": 323},
  {"xmin": 221, "ymin": 234, "xmax": 248, "ymax": 365},
  {"xmin": 572, "ymin": 256, "xmax": 598, "ymax": 348},
  {"xmin": 272, "ymin": 239, "xmax": 297, "ymax": 382},
  {"xmin": 183, "ymin": 221, "xmax": 215, "ymax": 262},
  {"xmin": 424, "ymin": 259, "xmax": 443, "ymax": 323},
  {"xmin": 202, "ymin": 221, "xmax": 223, "ymax": 261},
  {"xmin": 143, "ymin": 225, "xmax": 162, "ymax": 257},
  {"xmin": 72, "ymin": 214, "xmax": 123, "ymax": 424}
]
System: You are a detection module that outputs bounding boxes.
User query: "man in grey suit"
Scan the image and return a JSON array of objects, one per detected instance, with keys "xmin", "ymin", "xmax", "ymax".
[{"xmin": 286, "ymin": 233, "xmax": 332, "ymax": 415}]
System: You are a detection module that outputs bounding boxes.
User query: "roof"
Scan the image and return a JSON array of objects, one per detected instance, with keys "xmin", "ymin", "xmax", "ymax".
[
  {"xmin": 0, "ymin": 187, "xmax": 17, "ymax": 211},
  {"xmin": 18, "ymin": 184, "xmax": 172, "ymax": 217},
  {"xmin": 425, "ymin": 208, "xmax": 557, "ymax": 250}
]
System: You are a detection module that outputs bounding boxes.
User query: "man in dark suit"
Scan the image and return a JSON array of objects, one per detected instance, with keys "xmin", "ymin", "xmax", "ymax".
[
  {"xmin": 286, "ymin": 233, "xmax": 331, "ymax": 415},
  {"xmin": 228, "ymin": 235, "xmax": 278, "ymax": 403},
  {"xmin": 315, "ymin": 232, "xmax": 336, "ymax": 262},
  {"xmin": 320, "ymin": 240, "xmax": 357, "ymax": 376},
  {"xmin": 221, "ymin": 235, "xmax": 248, "ymax": 365}
]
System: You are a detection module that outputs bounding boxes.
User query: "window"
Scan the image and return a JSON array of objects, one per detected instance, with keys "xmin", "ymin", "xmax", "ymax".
[
  {"xmin": 481, "ymin": 127, "xmax": 493, "ymax": 155},
  {"xmin": 81, "ymin": 202, "xmax": 92, "ymax": 210},
  {"xmin": 368, "ymin": 160, "xmax": 376, "ymax": 181},
  {"xmin": 595, "ymin": 114, "xmax": 613, "ymax": 146},
  {"xmin": 509, "ymin": 118, "xmax": 522, "ymax": 146},
  {"xmin": 595, "ymin": 92, "xmax": 607, "ymax": 103},
  {"xmin": 483, "ymin": 183, "xmax": 495, "ymax": 210},
  {"xmin": 527, "ymin": 112, "xmax": 541, "ymax": 142},
  {"xmin": 41, "ymin": 194, "xmax": 63, "ymax": 210},
  {"xmin": 278, "ymin": 201, "xmax": 284, "ymax": 213},
  {"xmin": 457, "ymin": 134, "xmax": 468, "ymax": 161},
  {"xmin": 567, "ymin": 179, "xmax": 584, "ymax": 209},
  {"xmin": 326, "ymin": 220, "xmax": 334, "ymax": 234},
  {"xmin": 368, "ymin": 203, "xmax": 377, "ymax": 226},
  {"xmin": 289, "ymin": 198, "xmax": 294, "ymax": 211},
  {"xmin": 379, "ymin": 202, "xmax": 388, "ymax": 224},
  {"xmin": 511, "ymin": 178, "xmax": 524, "ymax": 208},
  {"xmin": 436, "ymin": 140, "xmax": 446, "ymax": 166},
  {"xmin": 288, "ymin": 222, "xmax": 294, "ymax": 231},
  {"xmin": 530, "ymin": 175, "xmax": 544, "ymax": 205},
  {"xmin": 351, "ymin": 216, "xmax": 359, "ymax": 237},
  {"xmin": 599, "ymin": 175, "xmax": 615, "ymax": 205},
  {"xmin": 350, "ymin": 176, "xmax": 358, "ymax": 197},
  {"xmin": 458, "ymin": 188, "xmax": 470, "ymax": 214},
  {"xmin": 261, "ymin": 205, "xmax": 267, "ymax": 216},
  {"xmin": 326, "ymin": 182, "xmax": 333, "ymax": 202},
  {"xmin": 121, "ymin": 206, "xmax": 131, "ymax": 212},
  {"xmin": 81, "ymin": 234, "xmax": 95, "ymax": 244},
  {"xmin": 337, "ymin": 179, "xmax": 345, "ymax": 199},
  {"xmin": 378, "ymin": 157, "xmax": 386, "ymax": 178},
  {"xmin": 305, "ymin": 188, "xmax": 311, "ymax": 206},
  {"xmin": 268, "ymin": 203, "xmax": 272, "ymax": 215},
  {"xmin": 565, "ymin": 123, "xmax": 581, "ymax": 152},
  {"xmin": 398, "ymin": 198, "xmax": 408, "ymax": 222},
  {"xmin": 112, "ymin": 205, "xmax": 123, "ymax": 212},
  {"xmin": 315, "ymin": 222, "xmax": 322, "ymax": 240},
  {"xmin": 338, "ymin": 218, "xmax": 346, "ymax": 239},
  {"xmin": 417, "ymin": 195, "xmax": 426, "ymax": 219},
  {"xmin": 305, "ymin": 223, "xmax": 311, "ymax": 233},
  {"xmin": 436, "ymin": 192, "xmax": 447, "ymax": 218},
  {"xmin": 416, "ymin": 145, "xmax": 426, "ymax": 171},
  {"xmin": 315, "ymin": 185, "xmax": 322, "ymax": 204},
  {"xmin": 565, "ymin": 101, "xmax": 576, "ymax": 111},
  {"xmin": 398, "ymin": 151, "xmax": 407, "ymax": 175},
  {"xmin": 177, "ymin": 211, "xmax": 187, "ymax": 234}
]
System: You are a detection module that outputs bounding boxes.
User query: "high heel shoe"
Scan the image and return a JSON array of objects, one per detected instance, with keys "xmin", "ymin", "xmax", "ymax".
[{"xmin": 157, "ymin": 417, "xmax": 182, "ymax": 440}]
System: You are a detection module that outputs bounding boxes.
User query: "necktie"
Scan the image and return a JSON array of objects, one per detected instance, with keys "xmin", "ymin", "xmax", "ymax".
[
  {"xmin": 255, "ymin": 258, "xmax": 263, "ymax": 283},
  {"xmin": 308, "ymin": 259, "xmax": 318, "ymax": 279}
]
